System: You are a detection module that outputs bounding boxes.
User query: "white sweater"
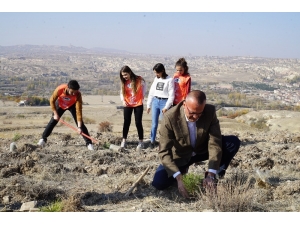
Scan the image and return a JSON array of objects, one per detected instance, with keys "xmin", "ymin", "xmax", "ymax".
[{"xmin": 146, "ymin": 75, "xmax": 175, "ymax": 110}]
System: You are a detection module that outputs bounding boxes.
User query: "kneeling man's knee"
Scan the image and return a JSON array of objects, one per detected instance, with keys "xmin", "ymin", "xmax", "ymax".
[{"xmin": 152, "ymin": 180, "xmax": 168, "ymax": 190}]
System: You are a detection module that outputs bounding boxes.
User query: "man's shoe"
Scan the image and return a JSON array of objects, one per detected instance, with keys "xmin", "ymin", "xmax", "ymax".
[
  {"xmin": 120, "ymin": 140, "xmax": 126, "ymax": 148},
  {"xmin": 217, "ymin": 169, "xmax": 226, "ymax": 179},
  {"xmin": 87, "ymin": 144, "xmax": 94, "ymax": 150},
  {"xmin": 136, "ymin": 142, "xmax": 144, "ymax": 150},
  {"xmin": 37, "ymin": 139, "xmax": 45, "ymax": 147}
]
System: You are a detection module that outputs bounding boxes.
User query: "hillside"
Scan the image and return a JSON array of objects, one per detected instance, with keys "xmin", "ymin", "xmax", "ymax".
[{"xmin": 0, "ymin": 96, "xmax": 300, "ymax": 212}]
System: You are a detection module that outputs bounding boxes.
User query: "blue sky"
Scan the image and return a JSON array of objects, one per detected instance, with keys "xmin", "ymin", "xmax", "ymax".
[{"xmin": 1, "ymin": 1, "xmax": 300, "ymax": 59}]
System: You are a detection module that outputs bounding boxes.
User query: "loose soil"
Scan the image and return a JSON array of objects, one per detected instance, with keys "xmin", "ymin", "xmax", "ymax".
[{"xmin": 1, "ymin": 96, "xmax": 300, "ymax": 212}]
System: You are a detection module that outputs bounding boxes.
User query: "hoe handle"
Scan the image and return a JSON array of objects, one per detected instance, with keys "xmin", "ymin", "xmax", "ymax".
[{"xmin": 59, "ymin": 119, "xmax": 98, "ymax": 144}]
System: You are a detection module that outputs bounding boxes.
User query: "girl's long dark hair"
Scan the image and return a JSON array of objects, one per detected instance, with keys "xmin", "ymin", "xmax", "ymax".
[{"xmin": 153, "ymin": 63, "xmax": 168, "ymax": 79}]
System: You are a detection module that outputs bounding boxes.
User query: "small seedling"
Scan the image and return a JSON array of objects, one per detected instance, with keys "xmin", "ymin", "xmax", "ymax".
[
  {"xmin": 182, "ymin": 173, "xmax": 204, "ymax": 196},
  {"xmin": 103, "ymin": 142, "xmax": 110, "ymax": 149}
]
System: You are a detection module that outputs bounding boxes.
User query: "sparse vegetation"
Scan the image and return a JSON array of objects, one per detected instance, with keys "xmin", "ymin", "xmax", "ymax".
[
  {"xmin": 40, "ymin": 200, "xmax": 63, "ymax": 212},
  {"xmin": 227, "ymin": 109, "xmax": 250, "ymax": 119},
  {"xmin": 83, "ymin": 116, "xmax": 96, "ymax": 124},
  {"xmin": 62, "ymin": 116, "xmax": 72, "ymax": 123},
  {"xmin": 12, "ymin": 133, "xmax": 22, "ymax": 141},
  {"xmin": 17, "ymin": 114, "xmax": 25, "ymax": 119},
  {"xmin": 199, "ymin": 171, "xmax": 258, "ymax": 212},
  {"xmin": 2, "ymin": 120, "xmax": 12, "ymax": 124},
  {"xmin": 218, "ymin": 108, "xmax": 250, "ymax": 118},
  {"xmin": 39, "ymin": 195, "xmax": 83, "ymax": 212},
  {"xmin": 250, "ymin": 118, "xmax": 269, "ymax": 130}
]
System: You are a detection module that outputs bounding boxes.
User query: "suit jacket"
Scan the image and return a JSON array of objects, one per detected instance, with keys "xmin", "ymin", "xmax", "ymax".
[{"xmin": 158, "ymin": 100, "xmax": 222, "ymax": 177}]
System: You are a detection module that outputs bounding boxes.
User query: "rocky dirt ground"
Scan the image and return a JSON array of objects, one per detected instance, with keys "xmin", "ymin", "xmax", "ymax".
[{"xmin": 0, "ymin": 96, "xmax": 300, "ymax": 212}]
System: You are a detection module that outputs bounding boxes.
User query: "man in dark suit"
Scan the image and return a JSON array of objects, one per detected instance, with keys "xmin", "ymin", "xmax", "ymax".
[{"xmin": 151, "ymin": 90, "xmax": 240, "ymax": 198}]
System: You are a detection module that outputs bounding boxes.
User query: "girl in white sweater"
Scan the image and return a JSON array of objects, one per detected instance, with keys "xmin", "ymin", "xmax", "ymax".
[{"xmin": 147, "ymin": 63, "xmax": 175, "ymax": 148}]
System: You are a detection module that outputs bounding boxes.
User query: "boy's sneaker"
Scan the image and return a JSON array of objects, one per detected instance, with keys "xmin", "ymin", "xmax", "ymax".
[
  {"xmin": 136, "ymin": 142, "xmax": 144, "ymax": 150},
  {"xmin": 87, "ymin": 144, "xmax": 94, "ymax": 150},
  {"xmin": 37, "ymin": 139, "xmax": 46, "ymax": 147},
  {"xmin": 120, "ymin": 140, "xmax": 126, "ymax": 148}
]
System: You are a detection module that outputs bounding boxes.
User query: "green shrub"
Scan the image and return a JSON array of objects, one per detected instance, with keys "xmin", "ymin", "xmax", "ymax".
[
  {"xmin": 182, "ymin": 173, "xmax": 204, "ymax": 196},
  {"xmin": 12, "ymin": 133, "xmax": 22, "ymax": 142},
  {"xmin": 250, "ymin": 118, "xmax": 269, "ymax": 131},
  {"xmin": 40, "ymin": 200, "xmax": 63, "ymax": 212},
  {"xmin": 26, "ymin": 96, "xmax": 50, "ymax": 106}
]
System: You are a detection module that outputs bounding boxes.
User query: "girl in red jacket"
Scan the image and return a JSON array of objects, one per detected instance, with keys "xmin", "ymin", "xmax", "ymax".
[{"xmin": 173, "ymin": 58, "xmax": 191, "ymax": 106}]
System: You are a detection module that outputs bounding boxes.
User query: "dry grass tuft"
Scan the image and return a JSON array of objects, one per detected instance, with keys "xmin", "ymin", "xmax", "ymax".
[
  {"xmin": 198, "ymin": 170, "xmax": 260, "ymax": 212},
  {"xmin": 98, "ymin": 121, "xmax": 113, "ymax": 132},
  {"xmin": 227, "ymin": 109, "xmax": 250, "ymax": 119},
  {"xmin": 3, "ymin": 120, "xmax": 12, "ymax": 124},
  {"xmin": 83, "ymin": 116, "xmax": 96, "ymax": 124},
  {"xmin": 61, "ymin": 116, "xmax": 72, "ymax": 123},
  {"xmin": 62, "ymin": 194, "xmax": 85, "ymax": 212}
]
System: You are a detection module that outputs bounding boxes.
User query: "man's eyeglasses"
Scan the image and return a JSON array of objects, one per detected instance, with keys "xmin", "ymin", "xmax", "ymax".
[{"xmin": 184, "ymin": 103, "xmax": 203, "ymax": 116}]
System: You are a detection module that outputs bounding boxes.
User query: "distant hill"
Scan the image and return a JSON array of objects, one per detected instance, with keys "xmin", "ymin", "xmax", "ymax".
[{"xmin": 0, "ymin": 45, "xmax": 131, "ymax": 55}]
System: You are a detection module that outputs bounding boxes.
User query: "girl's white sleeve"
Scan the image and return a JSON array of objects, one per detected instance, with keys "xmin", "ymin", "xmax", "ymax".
[
  {"xmin": 147, "ymin": 78, "xmax": 156, "ymax": 109},
  {"xmin": 164, "ymin": 78, "xmax": 175, "ymax": 110}
]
